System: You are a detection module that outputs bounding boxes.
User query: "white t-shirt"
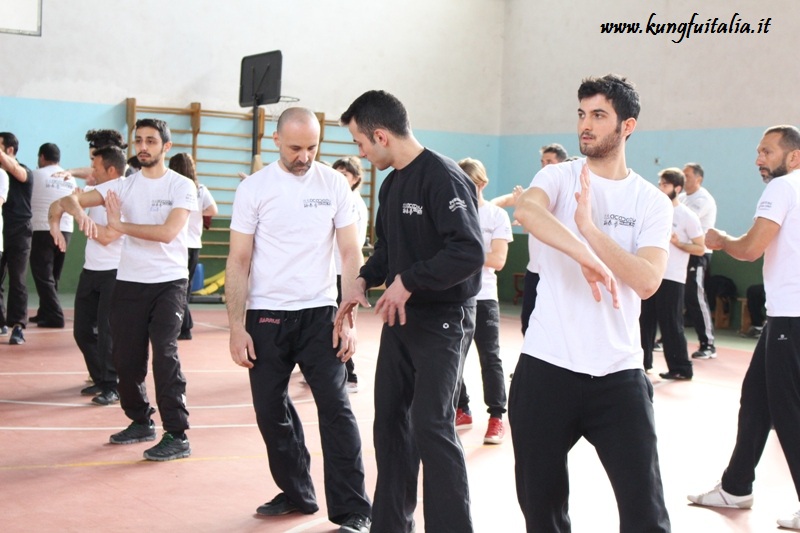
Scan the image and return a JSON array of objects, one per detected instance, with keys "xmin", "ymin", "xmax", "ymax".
[
  {"xmin": 334, "ymin": 191, "xmax": 369, "ymax": 275},
  {"xmin": 522, "ymin": 158, "xmax": 672, "ymax": 376},
  {"xmin": 754, "ymin": 169, "xmax": 800, "ymax": 316},
  {"xmin": 476, "ymin": 202, "xmax": 513, "ymax": 301},
  {"xmin": 82, "ymin": 185, "xmax": 123, "ymax": 272},
  {"xmin": 31, "ymin": 164, "xmax": 76, "ymax": 232},
  {"xmin": 664, "ymin": 203, "xmax": 704, "ymax": 283},
  {"xmin": 0, "ymin": 168, "xmax": 8, "ymax": 252},
  {"xmin": 680, "ymin": 186, "xmax": 717, "ymax": 253},
  {"xmin": 94, "ymin": 170, "xmax": 197, "ymax": 283},
  {"xmin": 186, "ymin": 183, "xmax": 217, "ymax": 249},
  {"xmin": 230, "ymin": 160, "xmax": 357, "ymax": 311}
]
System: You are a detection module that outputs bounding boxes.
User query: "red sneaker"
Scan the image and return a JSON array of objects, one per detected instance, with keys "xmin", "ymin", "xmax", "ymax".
[
  {"xmin": 483, "ymin": 417, "xmax": 504, "ymax": 444},
  {"xmin": 455, "ymin": 408, "xmax": 473, "ymax": 430}
]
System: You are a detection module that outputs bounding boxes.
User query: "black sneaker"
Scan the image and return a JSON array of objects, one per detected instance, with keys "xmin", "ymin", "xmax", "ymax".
[
  {"xmin": 143, "ymin": 433, "xmax": 191, "ymax": 461},
  {"xmin": 340, "ymin": 513, "xmax": 371, "ymax": 533},
  {"xmin": 177, "ymin": 331, "xmax": 192, "ymax": 340},
  {"xmin": 91, "ymin": 390, "xmax": 119, "ymax": 406},
  {"xmin": 109, "ymin": 420, "xmax": 156, "ymax": 444},
  {"xmin": 9, "ymin": 325, "xmax": 24, "ymax": 345},
  {"xmin": 81, "ymin": 384, "xmax": 103, "ymax": 396},
  {"xmin": 692, "ymin": 344, "xmax": 717, "ymax": 359},
  {"xmin": 256, "ymin": 493, "xmax": 315, "ymax": 516},
  {"xmin": 659, "ymin": 371, "xmax": 693, "ymax": 381}
]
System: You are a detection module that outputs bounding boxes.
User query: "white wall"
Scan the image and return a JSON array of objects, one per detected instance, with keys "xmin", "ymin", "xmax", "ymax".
[
  {"xmin": 0, "ymin": 0, "xmax": 505, "ymax": 134},
  {"xmin": 501, "ymin": 0, "xmax": 799, "ymax": 134}
]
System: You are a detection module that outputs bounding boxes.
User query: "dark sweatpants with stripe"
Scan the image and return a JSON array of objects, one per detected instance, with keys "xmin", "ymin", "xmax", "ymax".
[
  {"xmin": 372, "ymin": 303, "xmax": 476, "ymax": 533},
  {"xmin": 247, "ymin": 306, "xmax": 371, "ymax": 525}
]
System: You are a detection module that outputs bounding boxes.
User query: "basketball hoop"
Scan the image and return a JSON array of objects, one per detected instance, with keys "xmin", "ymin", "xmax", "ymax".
[{"xmin": 265, "ymin": 96, "xmax": 300, "ymax": 122}]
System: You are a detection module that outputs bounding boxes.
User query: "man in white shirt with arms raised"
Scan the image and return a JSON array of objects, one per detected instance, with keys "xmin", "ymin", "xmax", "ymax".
[
  {"xmin": 65, "ymin": 118, "xmax": 197, "ymax": 462},
  {"xmin": 510, "ymin": 74, "xmax": 672, "ymax": 532},
  {"xmin": 688, "ymin": 125, "xmax": 800, "ymax": 531}
]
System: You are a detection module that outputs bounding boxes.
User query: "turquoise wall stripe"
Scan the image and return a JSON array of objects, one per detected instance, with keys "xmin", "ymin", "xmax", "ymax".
[{"xmin": 0, "ymin": 96, "xmax": 776, "ymax": 297}]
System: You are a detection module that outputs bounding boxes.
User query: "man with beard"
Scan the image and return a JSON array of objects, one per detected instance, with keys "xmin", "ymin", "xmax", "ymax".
[
  {"xmin": 63, "ymin": 118, "xmax": 197, "ymax": 462},
  {"xmin": 688, "ymin": 125, "xmax": 800, "ymax": 531},
  {"xmin": 226, "ymin": 108, "xmax": 371, "ymax": 533},
  {"xmin": 640, "ymin": 167, "xmax": 704, "ymax": 379},
  {"xmin": 509, "ymin": 74, "xmax": 672, "ymax": 532}
]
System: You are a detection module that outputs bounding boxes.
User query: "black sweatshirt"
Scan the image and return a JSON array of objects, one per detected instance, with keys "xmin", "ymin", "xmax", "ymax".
[{"xmin": 360, "ymin": 149, "xmax": 484, "ymax": 305}]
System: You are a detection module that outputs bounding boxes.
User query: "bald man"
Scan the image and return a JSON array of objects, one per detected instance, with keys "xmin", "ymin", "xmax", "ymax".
[{"xmin": 226, "ymin": 108, "xmax": 372, "ymax": 533}]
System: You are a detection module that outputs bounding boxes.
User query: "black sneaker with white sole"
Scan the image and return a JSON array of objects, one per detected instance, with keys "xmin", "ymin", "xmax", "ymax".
[{"xmin": 691, "ymin": 344, "xmax": 717, "ymax": 359}]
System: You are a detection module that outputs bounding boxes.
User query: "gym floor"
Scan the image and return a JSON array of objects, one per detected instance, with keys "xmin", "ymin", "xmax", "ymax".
[{"xmin": 0, "ymin": 301, "xmax": 793, "ymax": 532}]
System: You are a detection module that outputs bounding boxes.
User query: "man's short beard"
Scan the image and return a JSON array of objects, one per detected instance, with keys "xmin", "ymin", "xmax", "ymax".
[{"xmin": 579, "ymin": 123, "xmax": 623, "ymax": 159}]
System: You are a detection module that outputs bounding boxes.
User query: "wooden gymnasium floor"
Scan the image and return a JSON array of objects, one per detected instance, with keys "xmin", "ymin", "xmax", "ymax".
[{"xmin": 0, "ymin": 300, "xmax": 796, "ymax": 533}]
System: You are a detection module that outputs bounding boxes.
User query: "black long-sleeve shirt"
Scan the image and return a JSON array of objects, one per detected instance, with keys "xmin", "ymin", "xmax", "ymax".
[{"xmin": 360, "ymin": 149, "xmax": 483, "ymax": 305}]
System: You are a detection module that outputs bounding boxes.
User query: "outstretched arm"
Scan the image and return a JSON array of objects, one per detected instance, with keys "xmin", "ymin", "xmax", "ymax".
[
  {"xmin": 706, "ymin": 217, "xmax": 780, "ymax": 262},
  {"xmin": 515, "ymin": 183, "xmax": 619, "ymax": 307}
]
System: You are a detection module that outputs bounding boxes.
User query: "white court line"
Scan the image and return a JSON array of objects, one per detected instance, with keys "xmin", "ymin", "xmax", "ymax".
[
  {"xmin": 0, "ymin": 398, "xmax": 315, "ymax": 409},
  {"xmin": 0, "ymin": 369, "xmax": 243, "ymax": 376},
  {"xmin": 0, "ymin": 419, "xmax": 379, "ymax": 431},
  {"xmin": 0, "ymin": 424, "xmax": 260, "ymax": 431}
]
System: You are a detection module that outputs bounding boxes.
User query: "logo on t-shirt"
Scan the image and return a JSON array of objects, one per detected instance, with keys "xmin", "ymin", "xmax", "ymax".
[
  {"xmin": 150, "ymin": 199, "xmax": 174, "ymax": 211},
  {"xmin": 758, "ymin": 200, "xmax": 772, "ymax": 211},
  {"xmin": 603, "ymin": 213, "xmax": 636, "ymax": 228},
  {"xmin": 304, "ymin": 198, "xmax": 332, "ymax": 208},
  {"xmin": 449, "ymin": 197, "xmax": 467, "ymax": 212},
  {"xmin": 403, "ymin": 203, "xmax": 423, "ymax": 215}
]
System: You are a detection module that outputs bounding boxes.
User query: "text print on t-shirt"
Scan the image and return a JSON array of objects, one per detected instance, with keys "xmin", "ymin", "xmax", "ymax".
[
  {"xmin": 603, "ymin": 213, "xmax": 636, "ymax": 228},
  {"xmin": 150, "ymin": 199, "xmax": 174, "ymax": 212},
  {"xmin": 304, "ymin": 198, "xmax": 332, "ymax": 208}
]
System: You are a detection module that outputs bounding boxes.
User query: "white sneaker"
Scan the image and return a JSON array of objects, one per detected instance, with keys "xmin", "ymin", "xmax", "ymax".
[
  {"xmin": 687, "ymin": 483, "xmax": 753, "ymax": 509},
  {"xmin": 346, "ymin": 381, "xmax": 359, "ymax": 393},
  {"xmin": 777, "ymin": 509, "xmax": 800, "ymax": 530}
]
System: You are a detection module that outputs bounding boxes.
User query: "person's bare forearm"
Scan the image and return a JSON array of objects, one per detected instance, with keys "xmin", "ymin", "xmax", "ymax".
[{"xmin": 578, "ymin": 223, "xmax": 663, "ymax": 299}]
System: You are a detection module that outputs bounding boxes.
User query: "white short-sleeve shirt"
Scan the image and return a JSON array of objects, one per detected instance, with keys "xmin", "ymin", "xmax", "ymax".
[
  {"xmin": 186, "ymin": 183, "xmax": 217, "ymax": 249},
  {"xmin": 31, "ymin": 165, "xmax": 76, "ymax": 232},
  {"xmin": 94, "ymin": 170, "xmax": 197, "ymax": 283},
  {"xmin": 230, "ymin": 161, "xmax": 357, "ymax": 311},
  {"xmin": 664, "ymin": 203, "xmax": 703, "ymax": 283},
  {"xmin": 754, "ymin": 169, "xmax": 800, "ymax": 316},
  {"xmin": 335, "ymin": 191, "xmax": 369, "ymax": 275},
  {"xmin": 522, "ymin": 158, "xmax": 672, "ymax": 376},
  {"xmin": 476, "ymin": 202, "xmax": 513, "ymax": 301},
  {"xmin": 680, "ymin": 187, "xmax": 717, "ymax": 253},
  {"xmin": 82, "ymin": 185, "xmax": 123, "ymax": 272}
]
